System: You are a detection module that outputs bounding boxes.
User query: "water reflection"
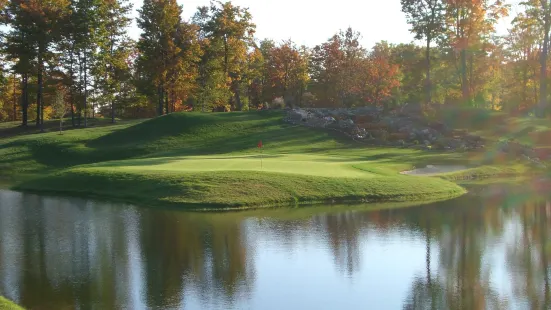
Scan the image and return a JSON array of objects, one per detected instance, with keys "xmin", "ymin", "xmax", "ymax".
[{"xmin": 0, "ymin": 186, "xmax": 550, "ymax": 309}]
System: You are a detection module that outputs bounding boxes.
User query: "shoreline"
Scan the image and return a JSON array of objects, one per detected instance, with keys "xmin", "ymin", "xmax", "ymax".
[{"xmin": 10, "ymin": 169, "xmax": 467, "ymax": 211}]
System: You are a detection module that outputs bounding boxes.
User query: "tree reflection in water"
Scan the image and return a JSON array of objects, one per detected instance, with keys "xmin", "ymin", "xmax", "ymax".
[{"xmin": 0, "ymin": 185, "xmax": 550, "ymax": 309}]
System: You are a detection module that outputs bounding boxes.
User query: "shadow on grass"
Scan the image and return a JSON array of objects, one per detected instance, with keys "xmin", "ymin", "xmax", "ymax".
[{"xmin": 89, "ymin": 154, "xmax": 287, "ymax": 168}]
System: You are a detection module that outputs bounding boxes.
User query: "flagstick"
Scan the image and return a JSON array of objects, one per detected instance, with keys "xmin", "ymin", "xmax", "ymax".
[{"xmin": 261, "ymin": 148, "xmax": 263, "ymax": 169}]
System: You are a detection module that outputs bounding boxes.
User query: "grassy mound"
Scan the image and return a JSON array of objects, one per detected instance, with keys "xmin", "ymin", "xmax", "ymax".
[
  {"xmin": 0, "ymin": 296, "xmax": 24, "ymax": 310},
  {"xmin": 16, "ymin": 156, "xmax": 465, "ymax": 209},
  {"xmin": 3, "ymin": 109, "xmax": 542, "ymax": 209}
]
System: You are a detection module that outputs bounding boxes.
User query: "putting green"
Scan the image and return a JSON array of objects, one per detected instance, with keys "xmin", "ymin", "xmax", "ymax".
[{"xmin": 90, "ymin": 154, "xmax": 380, "ymax": 178}]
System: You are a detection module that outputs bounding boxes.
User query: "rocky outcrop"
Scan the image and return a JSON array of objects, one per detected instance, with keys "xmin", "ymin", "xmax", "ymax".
[
  {"xmin": 285, "ymin": 107, "xmax": 485, "ymax": 151},
  {"xmin": 496, "ymin": 140, "xmax": 547, "ymax": 168}
]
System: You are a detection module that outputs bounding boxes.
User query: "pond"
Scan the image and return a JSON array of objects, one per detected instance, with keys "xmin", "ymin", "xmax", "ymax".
[{"xmin": 0, "ymin": 185, "xmax": 550, "ymax": 310}]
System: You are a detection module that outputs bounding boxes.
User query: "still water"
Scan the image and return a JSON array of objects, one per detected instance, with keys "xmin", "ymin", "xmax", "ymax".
[{"xmin": 0, "ymin": 185, "xmax": 550, "ymax": 310}]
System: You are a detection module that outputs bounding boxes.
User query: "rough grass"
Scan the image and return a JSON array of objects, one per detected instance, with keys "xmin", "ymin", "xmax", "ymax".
[
  {"xmin": 0, "ymin": 297, "xmax": 24, "ymax": 310},
  {"xmin": 2, "ymin": 109, "xmax": 547, "ymax": 209}
]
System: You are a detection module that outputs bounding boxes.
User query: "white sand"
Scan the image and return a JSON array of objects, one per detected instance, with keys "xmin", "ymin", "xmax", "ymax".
[{"xmin": 401, "ymin": 165, "xmax": 468, "ymax": 176}]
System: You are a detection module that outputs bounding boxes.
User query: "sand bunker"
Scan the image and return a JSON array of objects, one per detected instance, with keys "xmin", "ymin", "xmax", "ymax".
[{"xmin": 401, "ymin": 165, "xmax": 468, "ymax": 176}]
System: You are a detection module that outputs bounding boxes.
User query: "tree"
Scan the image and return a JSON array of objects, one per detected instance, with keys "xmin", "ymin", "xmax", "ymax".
[
  {"xmin": 265, "ymin": 40, "xmax": 309, "ymax": 107},
  {"xmin": 521, "ymin": 0, "xmax": 551, "ymax": 116},
  {"xmin": 401, "ymin": 0, "xmax": 446, "ymax": 104},
  {"xmin": 22, "ymin": 0, "xmax": 71, "ymax": 131},
  {"xmin": 361, "ymin": 43, "xmax": 401, "ymax": 107},
  {"xmin": 310, "ymin": 28, "xmax": 366, "ymax": 107},
  {"xmin": 51, "ymin": 87, "xmax": 68, "ymax": 134},
  {"xmin": 3, "ymin": 0, "xmax": 38, "ymax": 126},
  {"xmin": 137, "ymin": 0, "xmax": 183, "ymax": 116},
  {"xmin": 164, "ymin": 21, "xmax": 202, "ymax": 113},
  {"xmin": 194, "ymin": 1, "xmax": 256, "ymax": 111},
  {"xmin": 93, "ymin": 0, "xmax": 133, "ymax": 123},
  {"xmin": 505, "ymin": 11, "xmax": 541, "ymax": 113},
  {"xmin": 444, "ymin": 0, "xmax": 509, "ymax": 104}
]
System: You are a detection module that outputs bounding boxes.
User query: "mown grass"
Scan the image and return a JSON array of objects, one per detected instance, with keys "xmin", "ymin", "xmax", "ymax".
[
  {"xmin": 0, "ymin": 296, "xmax": 24, "ymax": 310},
  {"xmin": 1, "ymin": 109, "xmax": 547, "ymax": 209},
  {"xmin": 16, "ymin": 166, "xmax": 465, "ymax": 210}
]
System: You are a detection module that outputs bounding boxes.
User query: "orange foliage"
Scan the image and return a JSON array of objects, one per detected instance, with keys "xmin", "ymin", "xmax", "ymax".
[{"xmin": 361, "ymin": 53, "xmax": 401, "ymax": 106}]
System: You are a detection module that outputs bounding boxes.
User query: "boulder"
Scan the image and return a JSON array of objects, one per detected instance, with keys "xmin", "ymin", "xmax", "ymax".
[
  {"xmin": 389, "ymin": 132, "xmax": 409, "ymax": 141},
  {"xmin": 400, "ymin": 103, "xmax": 423, "ymax": 116}
]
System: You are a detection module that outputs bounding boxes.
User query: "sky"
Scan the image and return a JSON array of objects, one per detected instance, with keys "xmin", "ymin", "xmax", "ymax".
[{"xmin": 129, "ymin": 0, "xmax": 523, "ymax": 48}]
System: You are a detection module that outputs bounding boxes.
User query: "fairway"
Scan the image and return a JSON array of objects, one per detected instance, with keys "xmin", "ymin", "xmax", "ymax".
[{"xmin": 90, "ymin": 154, "xmax": 379, "ymax": 178}]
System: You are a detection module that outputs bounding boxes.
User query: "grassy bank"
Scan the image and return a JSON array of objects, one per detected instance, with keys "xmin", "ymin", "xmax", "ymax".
[
  {"xmin": 0, "ymin": 297, "xmax": 23, "ymax": 310},
  {"xmin": 0, "ymin": 109, "xmax": 544, "ymax": 210},
  {"xmin": 16, "ymin": 165, "xmax": 465, "ymax": 210}
]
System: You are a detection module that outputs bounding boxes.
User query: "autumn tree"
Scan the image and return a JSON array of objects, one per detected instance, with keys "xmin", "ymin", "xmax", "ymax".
[
  {"xmin": 265, "ymin": 40, "xmax": 309, "ymax": 107},
  {"xmin": 401, "ymin": 0, "xmax": 446, "ymax": 104},
  {"xmin": 310, "ymin": 28, "xmax": 366, "ymax": 107},
  {"xmin": 194, "ymin": 1, "xmax": 256, "ymax": 111},
  {"xmin": 245, "ymin": 44, "xmax": 266, "ymax": 108},
  {"xmin": 361, "ymin": 42, "xmax": 401, "ymax": 107},
  {"xmin": 93, "ymin": 0, "xmax": 133, "ymax": 123},
  {"xmin": 164, "ymin": 21, "xmax": 202, "ymax": 113},
  {"xmin": 521, "ymin": 0, "xmax": 551, "ymax": 116},
  {"xmin": 137, "ymin": 0, "xmax": 183, "ymax": 116},
  {"xmin": 505, "ymin": 11, "xmax": 542, "ymax": 112},
  {"xmin": 444, "ymin": 0, "xmax": 509, "ymax": 104}
]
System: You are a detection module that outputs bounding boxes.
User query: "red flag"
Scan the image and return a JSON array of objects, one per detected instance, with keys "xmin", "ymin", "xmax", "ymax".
[{"xmin": 257, "ymin": 140, "xmax": 263, "ymax": 148}]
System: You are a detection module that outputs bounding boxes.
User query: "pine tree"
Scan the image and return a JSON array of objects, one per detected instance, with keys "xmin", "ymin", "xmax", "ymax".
[
  {"xmin": 3, "ymin": 0, "xmax": 37, "ymax": 126},
  {"xmin": 26, "ymin": 0, "xmax": 70, "ymax": 131}
]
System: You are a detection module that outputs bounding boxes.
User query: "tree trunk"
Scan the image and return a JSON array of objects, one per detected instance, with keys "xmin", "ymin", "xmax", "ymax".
[
  {"xmin": 165, "ymin": 89, "xmax": 169, "ymax": 114},
  {"xmin": 461, "ymin": 49, "xmax": 469, "ymax": 104},
  {"xmin": 522, "ymin": 66, "xmax": 528, "ymax": 111},
  {"xmin": 84, "ymin": 49, "xmax": 88, "ymax": 128},
  {"xmin": 158, "ymin": 85, "xmax": 164, "ymax": 116},
  {"xmin": 539, "ymin": 18, "xmax": 550, "ymax": 117},
  {"xmin": 426, "ymin": 37, "xmax": 432, "ymax": 105},
  {"xmin": 12, "ymin": 72, "xmax": 17, "ymax": 121},
  {"xmin": 37, "ymin": 46, "xmax": 44, "ymax": 132},
  {"xmin": 77, "ymin": 52, "xmax": 83, "ymax": 127},
  {"xmin": 22, "ymin": 72, "xmax": 28, "ymax": 126},
  {"xmin": 111, "ymin": 98, "xmax": 115, "ymax": 123},
  {"xmin": 172, "ymin": 91, "xmax": 175, "ymax": 113},
  {"xmin": 69, "ymin": 42, "xmax": 75, "ymax": 127}
]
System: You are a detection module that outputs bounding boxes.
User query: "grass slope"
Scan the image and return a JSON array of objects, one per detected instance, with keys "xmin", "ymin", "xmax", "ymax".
[
  {"xmin": 0, "ymin": 297, "xmax": 24, "ymax": 310},
  {"xmin": 3, "ymin": 109, "xmax": 541, "ymax": 209}
]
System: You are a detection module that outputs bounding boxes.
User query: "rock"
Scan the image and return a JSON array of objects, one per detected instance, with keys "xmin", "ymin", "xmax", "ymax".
[
  {"xmin": 399, "ymin": 126, "xmax": 410, "ymax": 133},
  {"xmin": 338, "ymin": 119, "xmax": 354, "ymax": 129},
  {"xmin": 428, "ymin": 121, "xmax": 447, "ymax": 132},
  {"xmin": 285, "ymin": 108, "xmax": 488, "ymax": 153},
  {"xmin": 389, "ymin": 132, "xmax": 409, "ymax": 141},
  {"xmin": 353, "ymin": 114, "xmax": 377, "ymax": 123},
  {"xmin": 400, "ymin": 103, "xmax": 423, "ymax": 116},
  {"xmin": 360, "ymin": 123, "xmax": 388, "ymax": 130}
]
